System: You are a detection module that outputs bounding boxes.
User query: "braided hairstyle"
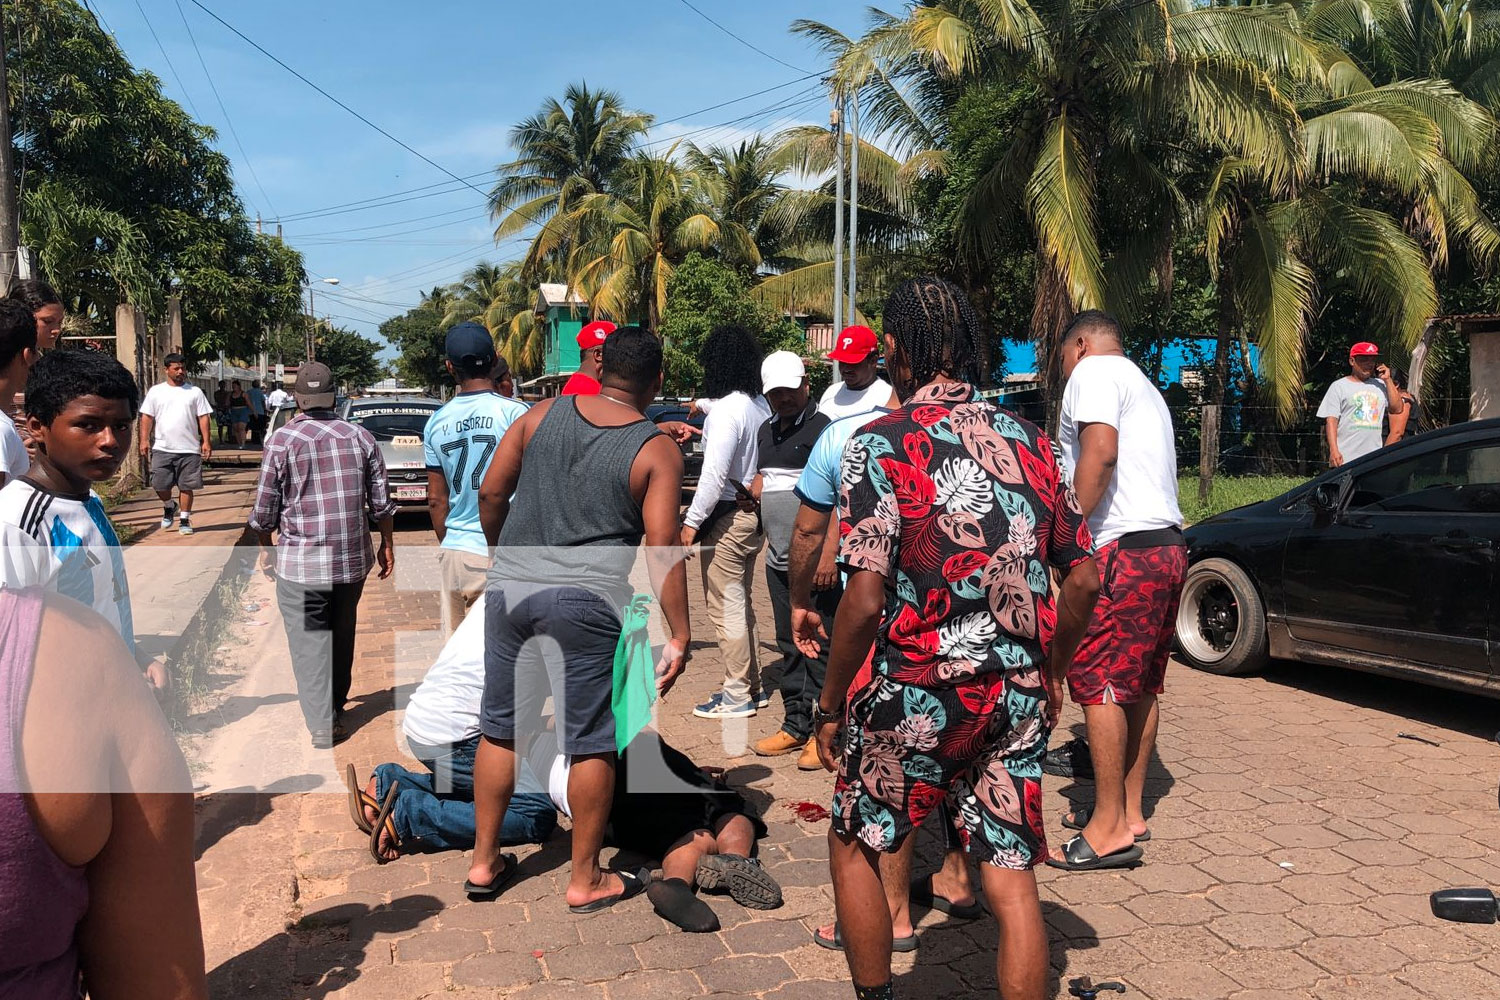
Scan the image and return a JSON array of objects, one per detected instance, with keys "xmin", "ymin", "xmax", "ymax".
[
  {"xmin": 700, "ymin": 324, "xmax": 764, "ymax": 398},
  {"xmin": 882, "ymin": 277, "xmax": 981, "ymax": 393}
]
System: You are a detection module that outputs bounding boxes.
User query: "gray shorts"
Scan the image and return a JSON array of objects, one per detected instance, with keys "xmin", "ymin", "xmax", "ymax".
[{"xmin": 150, "ymin": 451, "xmax": 204, "ymax": 491}]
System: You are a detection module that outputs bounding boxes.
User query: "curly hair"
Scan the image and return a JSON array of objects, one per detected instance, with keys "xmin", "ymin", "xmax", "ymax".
[
  {"xmin": 25, "ymin": 348, "xmax": 140, "ymax": 425},
  {"xmin": 699, "ymin": 324, "xmax": 764, "ymax": 398},
  {"xmin": 882, "ymin": 276, "xmax": 981, "ymax": 389}
]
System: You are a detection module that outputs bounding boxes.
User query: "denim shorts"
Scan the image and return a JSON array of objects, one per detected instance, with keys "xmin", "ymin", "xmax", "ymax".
[{"xmin": 481, "ymin": 582, "xmax": 622, "ymax": 756}]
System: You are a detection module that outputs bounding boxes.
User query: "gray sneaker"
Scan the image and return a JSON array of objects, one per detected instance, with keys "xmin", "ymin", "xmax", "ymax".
[
  {"xmin": 695, "ymin": 853, "xmax": 782, "ymax": 910},
  {"xmin": 178, "ymin": 519, "xmax": 194, "ymax": 536}
]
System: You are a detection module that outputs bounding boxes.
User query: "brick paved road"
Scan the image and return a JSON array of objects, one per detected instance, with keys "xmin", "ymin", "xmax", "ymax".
[{"xmin": 197, "ymin": 517, "xmax": 1500, "ymax": 999}]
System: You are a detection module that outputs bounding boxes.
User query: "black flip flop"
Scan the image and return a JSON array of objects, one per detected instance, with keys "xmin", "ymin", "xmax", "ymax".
[
  {"xmin": 463, "ymin": 853, "xmax": 519, "ymax": 900},
  {"xmin": 368, "ymin": 785, "xmax": 401, "ymax": 865},
  {"xmin": 345, "ymin": 764, "xmax": 377, "ymax": 835},
  {"xmin": 1061, "ymin": 807, "xmax": 1151, "ymax": 842},
  {"xmin": 695, "ymin": 854, "xmax": 783, "ymax": 910},
  {"xmin": 1045, "ymin": 835, "xmax": 1144, "ymax": 872},
  {"xmin": 568, "ymin": 866, "xmax": 651, "ymax": 914},
  {"xmin": 910, "ymin": 874, "xmax": 984, "ymax": 920},
  {"xmin": 813, "ymin": 923, "xmax": 918, "ymax": 953}
]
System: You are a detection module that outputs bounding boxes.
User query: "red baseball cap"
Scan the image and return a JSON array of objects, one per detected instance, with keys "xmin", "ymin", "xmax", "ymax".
[
  {"xmin": 576, "ymin": 320, "xmax": 617, "ymax": 349},
  {"xmin": 827, "ymin": 324, "xmax": 877, "ymax": 364},
  {"xmin": 1350, "ymin": 341, "xmax": 1381, "ymax": 357}
]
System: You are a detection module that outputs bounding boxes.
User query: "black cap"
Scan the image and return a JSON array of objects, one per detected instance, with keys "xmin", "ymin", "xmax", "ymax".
[{"xmin": 445, "ymin": 322, "xmax": 497, "ymax": 369}]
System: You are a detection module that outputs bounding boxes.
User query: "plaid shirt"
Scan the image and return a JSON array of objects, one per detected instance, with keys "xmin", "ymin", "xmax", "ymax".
[{"xmin": 249, "ymin": 411, "xmax": 396, "ymax": 586}]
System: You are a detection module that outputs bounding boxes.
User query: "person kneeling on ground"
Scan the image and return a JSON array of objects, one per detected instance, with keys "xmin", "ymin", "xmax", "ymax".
[{"xmin": 350, "ymin": 596, "xmax": 782, "ymax": 932}]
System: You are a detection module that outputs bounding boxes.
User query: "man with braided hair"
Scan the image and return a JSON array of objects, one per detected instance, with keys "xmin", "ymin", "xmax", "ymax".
[{"xmin": 811, "ymin": 277, "xmax": 1101, "ymax": 1000}]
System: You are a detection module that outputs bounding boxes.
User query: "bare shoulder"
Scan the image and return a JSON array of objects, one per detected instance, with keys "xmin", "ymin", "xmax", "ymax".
[{"xmin": 637, "ymin": 432, "xmax": 685, "ymax": 475}]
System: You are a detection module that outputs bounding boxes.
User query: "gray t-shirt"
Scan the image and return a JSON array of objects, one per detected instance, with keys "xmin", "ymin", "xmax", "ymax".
[{"xmin": 1316, "ymin": 377, "xmax": 1389, "ymax": 462}]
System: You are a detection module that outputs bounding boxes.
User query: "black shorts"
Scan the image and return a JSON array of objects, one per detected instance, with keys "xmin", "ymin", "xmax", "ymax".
[
  {"xmin": 149, "ymin": 451, "xmax": 204, "ymax": 491},
  {"xmin": 482, "ymin": 583, "xmax": 621, "ymax": 756},
  {"xmin": 607, "ymin": 733, "xmax": 766, "ymax": 861}
]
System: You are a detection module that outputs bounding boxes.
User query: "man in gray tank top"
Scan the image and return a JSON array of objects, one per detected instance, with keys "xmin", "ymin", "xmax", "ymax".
[{"xmin": 466, "ymin": 326, "xmax": 692, "ymax": 912}]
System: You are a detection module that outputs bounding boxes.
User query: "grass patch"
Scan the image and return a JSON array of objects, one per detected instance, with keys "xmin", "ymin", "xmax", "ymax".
[
  {"xmin": 168, "ymin": 568, "xmax": 252, "ymax": 721},
  {"xmin": 1179, "ymin": 475, "xmax": 1308, "ymax": 524}
]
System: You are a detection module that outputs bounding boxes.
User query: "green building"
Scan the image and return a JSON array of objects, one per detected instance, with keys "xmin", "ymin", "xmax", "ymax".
[{"xmin": 532, "ymin": 284, "xmax": 593, "ymax": 392}]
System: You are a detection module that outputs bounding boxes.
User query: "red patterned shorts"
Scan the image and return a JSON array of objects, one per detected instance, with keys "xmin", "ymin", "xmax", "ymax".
[{"xmin": 1068, "ymin": 540, "xmax": 1187, "ymax": 706}]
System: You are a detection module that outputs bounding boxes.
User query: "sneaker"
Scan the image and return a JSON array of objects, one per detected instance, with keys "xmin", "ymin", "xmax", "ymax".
[
  {"xmin": 160, "ymin": 502, "xmax": 178, "ymax": 530},
  {"xmin": 178, "ymin": 518, "xmax": 194, "ymax": 536},
  {"xmin": 1043, "ymin": 737, "xmax": 1094, "ymax": 779},
  {"xmin": 750, "ymin": 689, "xmax": 772, "ymax": 709},
  {"xmin": 693, "ymin": 693, "xmax": 755, "ymax": 720},
  {"xmin": 753, "ymin": 731, "xmax": 803, "ymax": 757}
]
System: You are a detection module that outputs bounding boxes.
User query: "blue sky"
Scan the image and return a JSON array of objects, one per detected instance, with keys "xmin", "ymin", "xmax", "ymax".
[{"xmin": 96, "ymin": 0, "xmax": 858, "ymax": 355}]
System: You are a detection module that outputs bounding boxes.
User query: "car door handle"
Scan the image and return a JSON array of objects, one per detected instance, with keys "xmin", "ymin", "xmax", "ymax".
[{"xmin": 1429, "ymin": 535, "xmax": 1493, "ymax": 552}]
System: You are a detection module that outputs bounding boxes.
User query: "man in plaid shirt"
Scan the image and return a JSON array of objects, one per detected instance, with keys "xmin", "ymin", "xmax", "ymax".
[{"xmin": 249, "ymin": 362, "xmax": 396, "ymax": 748}]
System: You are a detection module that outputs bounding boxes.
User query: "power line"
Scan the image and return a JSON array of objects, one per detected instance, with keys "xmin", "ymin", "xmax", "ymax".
[
  {"xmin": 173, "ymin": 0, "xmax": 278, "ymax": 217},
  {"xmin": 129, "ymin": 0, "xmax": 204, "ymax": 122},
  {"xmin": 672, "ymin": 0, "xmax": 811, "ymax": 73}
]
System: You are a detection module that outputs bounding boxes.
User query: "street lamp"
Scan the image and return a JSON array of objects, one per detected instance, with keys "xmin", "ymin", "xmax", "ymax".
[{"xmin": 306, "ymin": 277, "xmax": 340, "ymax": 361}]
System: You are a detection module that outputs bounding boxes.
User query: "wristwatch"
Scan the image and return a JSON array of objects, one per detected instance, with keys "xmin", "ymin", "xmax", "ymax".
[{"xmin": 811, "ymin": 701, "xmax": 840, "ymax": 728}]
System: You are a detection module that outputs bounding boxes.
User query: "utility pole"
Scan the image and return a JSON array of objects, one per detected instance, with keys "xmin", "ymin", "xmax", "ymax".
[
  {"xmin": 305, "ymin": 285, "xmax": 316, "ymax": 361},
  {"xmin": 832, "ymin": 99, "xmax": 845, "ymax": 339},
  {"xmin": 847, "ymin": 92, "xmax": 859, "ymax": 325},
  {"xmin": 0, "ymin": 5, "xmax": 20, "ymax": 297}
]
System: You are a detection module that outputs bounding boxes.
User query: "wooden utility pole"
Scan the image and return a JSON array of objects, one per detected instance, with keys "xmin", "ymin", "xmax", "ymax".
[
  {"xmin": 0, "ymin": 5, "xmax": 19, "ymax": 297},
  {"xmin": 1198, "ymin": 403, "xmax": 1221, "ymax": 504}
]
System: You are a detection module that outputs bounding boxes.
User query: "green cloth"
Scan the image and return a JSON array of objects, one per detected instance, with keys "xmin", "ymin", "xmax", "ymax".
[{"xmin": 612, "ymin": 593, "xmax": 657, "ymax": 753}]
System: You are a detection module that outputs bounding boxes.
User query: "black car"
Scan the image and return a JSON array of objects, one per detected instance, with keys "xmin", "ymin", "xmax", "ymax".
[
  {"xmin": 1177, "ymin": 417, "xmax": 1500, "ymax": 695},
  {"xmin": 646, "ymin": 402, "xmax": 705, "ymax": 487}
]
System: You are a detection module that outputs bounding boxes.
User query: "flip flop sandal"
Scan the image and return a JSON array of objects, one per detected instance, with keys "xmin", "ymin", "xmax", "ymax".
[
  {"xmin": 813, "ymin": 923, "xmax": 918, "ymax": 953},
  {"xmin": 1045, "ymin": 835, "xmax": 1144, "ymax": 872},
  {"xmin": 569, "ymin": 866, "xmax": 652, "ymax": 914},
  {"xmin": 368, "ymin": 785, "xmax": 402, "ymax": 865},
  {"xmin": 910, "ymin": 875, "xmax": 984, "ymax": 920},
  {"xmin": 463, "ymin": 853, "xmax": 519, "ymax": 901},
  {"xmin": 1061, "ymin": 807, "xmax": 1151, "ymax": 842},
  {"xmin": 344, "ymin": 764, "xmax": 379, "ymax": 835},
  {"xmin": 694, "ymin": 854, "xmax": 783, "ymax": 910}
]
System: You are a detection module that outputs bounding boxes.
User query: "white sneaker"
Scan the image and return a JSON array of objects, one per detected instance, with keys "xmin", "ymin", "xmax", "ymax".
[
  {"xmin": 160, "ymin": 502, "xmax": 178, "ymax": 530},
  {"xmin": 178, "ymin": 519, "xmax": 194, "ymax": 536}
]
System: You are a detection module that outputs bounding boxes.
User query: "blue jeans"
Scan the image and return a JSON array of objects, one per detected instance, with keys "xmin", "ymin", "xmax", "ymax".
[{"xmin": 374, "ymin": 735, "xmax": 556, "ymax": 852}]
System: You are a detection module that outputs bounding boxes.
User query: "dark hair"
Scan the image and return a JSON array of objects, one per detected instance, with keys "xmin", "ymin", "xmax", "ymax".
[
  {"xmin": 600, "ymin": 326, "xmax": 663, "ymax": 393},
  {"xmin": 1062, "ymin": 309, "xmax": 1123, "ymax": 344},
  {"xmin": 0, "ymin": 299, "xmax": 36, "ymax": 369},
  {"xmin": 163, "ymin": 352, "xmax": 185, "ymax": 367},
  {"xmin": 490, "ymin": 355, "xmax": 511, "ymax": 380},
  {"xmin": 24, "ymin": 348, "xmax": 141, "ymax": 425},
  {"xmin": 8, "ymin": 278, "xmax": 61, "ymax": 315},
  {"xmin": 700, "ymin": 324, "xmax": 764, "ymax": 398},
  {"xmin": 882, "ymin": 277, "xmax": 980, "ymax": 387}
]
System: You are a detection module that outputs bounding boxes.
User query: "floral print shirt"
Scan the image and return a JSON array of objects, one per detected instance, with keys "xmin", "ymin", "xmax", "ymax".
[{"xmin": 837, "ymin": 381, "xmax": 1094, "ymax": 687}]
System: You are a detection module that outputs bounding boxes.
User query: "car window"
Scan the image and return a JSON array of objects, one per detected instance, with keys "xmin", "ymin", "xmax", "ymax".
[
  {"xmin": 349, "ymin": 406, "xmax": 437, "ymax": 441},
  {"xmin": 1349, "ymin": 443, "xmax": 1500, "ymax": 514}
]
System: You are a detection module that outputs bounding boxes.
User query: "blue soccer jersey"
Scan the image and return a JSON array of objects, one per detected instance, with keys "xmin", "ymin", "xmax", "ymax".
[{"xmin": 423, "ymin": 391, "xmax": 529, "ymax": 555}]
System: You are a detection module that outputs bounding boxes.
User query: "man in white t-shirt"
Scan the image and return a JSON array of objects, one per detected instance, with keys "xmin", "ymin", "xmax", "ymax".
[
  {"xmin": 1315, "ymin": 342, "xmax": 1404, "ymax": 467},
  {"xmin": 138, "ymin": 353, "xmax": 213, "ymax": 536},
  {"xmin": 0, "ymin": 300, "xmax": 38, "ymax": 487},
  {"xmin": 267, "ymin": 384, "xmax": 293, "ymax": 411},
  {"xmin": 1051, "ymin": 310, "xmax": 1186, "ymax": 872},
  {"xmin": 818, "ymin": 324, "xmax": 899, "ymax": 420}
]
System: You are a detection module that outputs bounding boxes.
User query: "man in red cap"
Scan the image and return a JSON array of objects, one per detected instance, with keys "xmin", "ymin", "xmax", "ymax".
[
  {"xmin": 1315, "ymin": 342, "xmax": 1405, "ymax": 467},
  {"xmin": 561, "ymin": 320, "xmax": 617, "ymax": 396},
  {"xmin": 819, "ymin": 325, "xmax": 899, "ymax": 420}
]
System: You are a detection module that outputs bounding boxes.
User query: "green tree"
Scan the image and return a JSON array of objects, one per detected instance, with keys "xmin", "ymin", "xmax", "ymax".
[
  {"xmin": 316, "ymin": 326, "xmax": 386, "ymax": 391},
  {"xmin": 381, "ymin": 305, "xmax": 447, "ymax": 392},
  {"xmin": 659, "ymin": 252, "xmax": 802, "ymax": 394}
]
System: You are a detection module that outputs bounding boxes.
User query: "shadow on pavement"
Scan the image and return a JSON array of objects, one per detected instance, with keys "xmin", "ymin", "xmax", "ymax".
[
  {"xmin": 207, "ymin": 895, "xmax": 442, "ymax": 999},
  {"xmin": 194, "ymin": 773, "xmax": 324, "ymax": 860},
  {"xmin": 891, "ymin": 899, "xmax": 1096, "ymax": 999},
  {"xmin": 1260, "ymin": 657, "xmax": 1500, "ymax": 740}
]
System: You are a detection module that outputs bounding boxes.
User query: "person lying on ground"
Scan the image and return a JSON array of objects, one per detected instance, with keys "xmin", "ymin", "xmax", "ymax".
[{"xmin": 1, "ymin": 587, "xmax": 205, "ymax": 999}]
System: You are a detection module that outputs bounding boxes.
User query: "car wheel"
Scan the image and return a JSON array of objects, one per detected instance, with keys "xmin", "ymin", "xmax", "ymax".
[{"xmin": 1175, "ymin": 557, "xmax": 1269, "ymax": 676}]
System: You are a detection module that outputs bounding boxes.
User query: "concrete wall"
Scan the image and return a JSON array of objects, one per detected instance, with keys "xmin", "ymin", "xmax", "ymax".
[{"xmin": 1471, "ymin": 328, "xmax": 1499, "ymax": 421}]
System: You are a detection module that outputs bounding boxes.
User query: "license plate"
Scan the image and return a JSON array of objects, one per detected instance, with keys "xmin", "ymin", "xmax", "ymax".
[{"xmin": 395, "ymin": 486, "xmax": 425, "ymax": 501}]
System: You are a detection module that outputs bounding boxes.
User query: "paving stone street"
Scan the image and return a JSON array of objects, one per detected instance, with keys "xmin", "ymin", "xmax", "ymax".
[{"xmin": 170, "ymin": 483, "xmax": 1500, "ymax": 1000}]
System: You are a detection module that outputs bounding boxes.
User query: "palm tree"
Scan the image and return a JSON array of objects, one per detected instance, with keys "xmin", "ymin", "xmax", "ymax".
[
  {"xmin": 489, "ymin": 83, "xmax": 653, "ymax": 278},
  {"xmin": 868, "ymin": 0, "xmax": 1317, "ymax": 386},
  {"xmin": 558, "ymin": 148, "xmax": 725, "ymax": 329},
  {"xmin": 684, "ymin": 137, "xmax": 788, "ymax": 270}
]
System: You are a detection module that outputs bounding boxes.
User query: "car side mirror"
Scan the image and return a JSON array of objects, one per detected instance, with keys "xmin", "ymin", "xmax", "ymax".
[
  {"xmin": 1309, "ymin": 482, "xmax": 1341, "ymax": 513},
  {"xmin": 1431, "ymin": 888, "xmax": 1498, "ymax": 923}
]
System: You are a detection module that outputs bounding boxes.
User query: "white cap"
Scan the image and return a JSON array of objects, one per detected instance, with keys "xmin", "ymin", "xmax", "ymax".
[{"xmin": 761, "ymin": 351, "xmax": 805, "ymax": 394}]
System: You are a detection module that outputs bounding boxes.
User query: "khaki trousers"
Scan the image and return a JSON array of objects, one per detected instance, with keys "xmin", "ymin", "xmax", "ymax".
[
  {"xmin": 439, "ymin": 548, "xmax": 490, "ymax": 635},
  {"xmin": 699, "ymin": 507, "xmax": 764, "ymax": 704}
]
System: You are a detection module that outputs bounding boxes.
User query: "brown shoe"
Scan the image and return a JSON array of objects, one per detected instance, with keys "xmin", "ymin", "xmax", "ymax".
[
  {"xmin": 797, "ymin": 738, "xmax": 823, "ymax": 771},
  {"xmin": 753, "ymin": 731, "xmax": 802, "ymax": 757}
]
